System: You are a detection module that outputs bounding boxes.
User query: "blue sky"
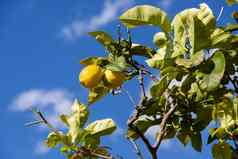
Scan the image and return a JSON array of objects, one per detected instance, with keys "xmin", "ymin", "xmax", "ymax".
[{"xmin": 0, "ymin": 0, "xmax": 237, "ymax": 159}]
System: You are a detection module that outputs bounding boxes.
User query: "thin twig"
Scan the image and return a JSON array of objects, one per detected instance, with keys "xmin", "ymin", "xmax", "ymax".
[
  {"xmin": 122, "ymin": 87, "xmax": 137, "ymax": 107},
  {"xmin": 127, "ymin": 98, "xmax": 155, "ymax": 158},
  {"xmin": 217, "ymin": 6, "xmax": 224, "ymax": 22},
  {"xmin": 153, "ymin": 104, "xmax": 177, "ymax": 150},
  {"xmin": 31, "ymin": 110, "xmax": 115, "ymax": 159},
  {"xmin": 138, "ymin": 70, "xmax": 146, "ymax": 98},
  {"xmin": 128, "ymin": 138, "xmax": 145, "ymax": 159}
]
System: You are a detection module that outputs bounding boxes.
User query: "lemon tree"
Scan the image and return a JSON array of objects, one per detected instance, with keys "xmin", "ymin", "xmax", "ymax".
[{"xmin": 28, "ymin": 1, "xmax": 238, "ymax": 159}]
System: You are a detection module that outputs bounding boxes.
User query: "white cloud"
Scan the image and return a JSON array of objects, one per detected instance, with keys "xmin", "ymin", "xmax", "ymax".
[
  {"xmin": 10, "ymin": 88, "xmax": 74, "ymax": 129},
  {"xmin": 34, "ymin": 141, "xmax": 50, "ymax": 155},
  {"xmin": 158, "ymin": 0, "xmax": 174, "ymax": 10},
  {"xmin": 61, "ymin": 0, "xmax": 134, "ymax": 40}
]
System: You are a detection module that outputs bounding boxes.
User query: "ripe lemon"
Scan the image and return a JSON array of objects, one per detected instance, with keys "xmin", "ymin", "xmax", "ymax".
[
  {"xmin": 153, "ymin": 32, "xmax": 167, "ymax": 47},
  {"xmin": 104, "ymin": 70, "xmax": 125, "ymax": 88},
  {"xmin": 79, "ymin": 64, "xmax": 104, "ymax": 89}
]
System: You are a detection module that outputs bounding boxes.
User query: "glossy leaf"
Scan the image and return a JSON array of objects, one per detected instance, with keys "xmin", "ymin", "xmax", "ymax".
[
  {"xmin": 85, "ymin": 119, "xmax": 116, "ymax": 137},
  {"xmin": 120, "ymin": 5, "xmax": 170, "ymax": 32},
  {"xmin": 68, "ymin": 100, "xmax": 89, "ymax": 143},
  {"xmin": 199, "ymin": 51, "xmax": 225, "ymax": 91}
]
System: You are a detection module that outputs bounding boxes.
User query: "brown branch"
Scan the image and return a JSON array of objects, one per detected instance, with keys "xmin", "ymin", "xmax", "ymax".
[
  {"xmin": 127, "ymin": 97, "xmax": 157, "ymax": 159},
  {"xmin": 153, "ymin": 104, "xmax": 177, "ymax": 150},
  {"xmin": 138, "ymin": 69, "xmax": 146, "ymax": 98}
]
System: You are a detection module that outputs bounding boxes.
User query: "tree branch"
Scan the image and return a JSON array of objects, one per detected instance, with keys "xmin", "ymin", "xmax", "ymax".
[{"xmin": 153, "ymin": 104, "xmax": 177, "ymax": 150}]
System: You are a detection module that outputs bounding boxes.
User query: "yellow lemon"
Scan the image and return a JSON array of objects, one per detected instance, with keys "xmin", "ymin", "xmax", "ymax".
[
  {"xmin": 79, "ymin": 64, "xmax": 104, "ymax": 89},
  {"xmin": 104, "ymin": 70, "xmax": 125, "ymax": 88},
  {"xmin": 153, "ymin": 32, "xmax": 167, "ymax": 48}
]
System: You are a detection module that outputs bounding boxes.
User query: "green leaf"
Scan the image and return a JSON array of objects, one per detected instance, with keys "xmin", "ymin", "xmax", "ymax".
[
  {"xmin": 150, "ymin": 75, "xmax": 170, "ymax": 98},
  {"xmin": 80, "ymin": 56, "xmax": 108, "ymax": 66},
  {"xmin": 131, "ymin": 43, "xmax": 154, "ymax": 57},
  {"xmin": 106, "ymin": 56, "xmax": 128, "ymax": 72},
  {"xmin": 146, "ymin": 47, "xmax": 167, "ymax": 68},
  {"xmin": 162, "ymin": 127, "xmax": 176, "ymax": 139},
  {"xmin": 207, "ymin": 128, "xmax": 217, "ymax": 144},
  {"xmin": 210, "ymin": 28, "xmax": 232, "ymax": 48},
  {"xmin": 225, "ymin": 24, "xmax": 238, "ymax": 32},
  {"xmin": 85, "ymin": 119, "xmax": 116, "ymax": 137},
  {"xmin": 226, "ymin": 0, "xmax": 238, "ymax": 6},
  {"xmin": 175, "ymin": 50, "xmax": 204, "ymax": 68},
  {"xmin": 68, "ymin": 100, "xmax": 89, "ymax": 143},
  {"xmin": 127, "ymin": 117, "xmax": 157, "ymax": 140},
  {"xmin": 88, "ymin": 31, "xmax": 113, "ymax": 46},
  {"xmin": 120, "ymin": 5, "xmax": 170, "ymax": 32},
  {"xmin": 172, "ymin": 3, "xmax": 215, "ymax": 55},
  {"xmin": 177, "ymin": 133, "xmax": 190, "ymax": 146},
  {"xmin": 88, "ymin": 85, "xmax": 110, "ymax": 105},
  {"xmin": 190, "ymin": 132, "xmax": 202, "ymax": 152},
  {"xmin": 46, "ymin": 132, "xmax": 63, "ymax": 148},
  {"xmin": 212, "ymin": 142, "xmax": 232, "ymax": 159},
  {"xmin": 59, "ymin": 114, "xmax": 69, "ymax": 127},
  {"xmin": 193, "ymin": 107, "xmax": 213, "ymax": 131},
  {"xmin": 198, "ymin": 51, "xmax": 225, "ymax": 91}
]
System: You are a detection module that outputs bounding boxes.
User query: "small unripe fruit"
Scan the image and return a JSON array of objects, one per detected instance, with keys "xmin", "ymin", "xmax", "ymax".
[
  {"xmin": 79, "ymin": 64, "xmax": 104, "ymax": 89},
  {"xmin": 153, "ymin": 32, "xmax": 167, "ymax": 47},
  {"xmin": 104, "ymin": 70, "xmax": 125, "ymax": 88}
]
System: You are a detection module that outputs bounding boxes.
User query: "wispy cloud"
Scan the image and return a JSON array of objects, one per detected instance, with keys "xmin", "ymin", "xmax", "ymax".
[
  {"xmin": 9, "ymin": 88, "xmax": 74, "ymax": 155},
  {"xmin": 61, "ymin": 0, "xmax": 134, "ymax": 40},
  {"xmin": 9, "ymin": 88, "xmax": 74, "ymax": 129},
  {"xmin": 158, "ymin": 0, "xmax": 174, "ymax": 10},
  {"xmin": 34, "ymin": 141, "xmax": 50, "ymax": 155}
]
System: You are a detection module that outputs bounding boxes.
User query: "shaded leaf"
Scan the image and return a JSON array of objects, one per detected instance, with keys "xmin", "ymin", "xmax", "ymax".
[
  {"xmin": 190, "ymin": 132, "xmax": 202, "ymax": 152},
  {"xmin": 177, "ymin": 133, "xmax": 190, "ymax": 146},
  {"xmin": 212, "ymin": 142, "xmax": 232, "ymax": 159},
  {"xmin": 150, "ymin": 75, "xmax": 170, "ymax": 98},
  {"xmin": 88, "ymin": 86, "xmax": 110, "ymax": 105}
]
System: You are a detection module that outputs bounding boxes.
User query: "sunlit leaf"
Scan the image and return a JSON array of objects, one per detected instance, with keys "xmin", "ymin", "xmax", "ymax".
[
  {"xmin": 85, "ymin": 119, "xmax": 117, "ymax": 137},
  {"xmin": 88, "ymin": 31, "xmax": 113, "ymax": 46},
  {"xmin": 120, "ymin": 5, "xmax": 170, "ymax": 32},
  {"xmin": 68, "ymin": 100, "xmax": 89, "ymax": 143},
  {"xmin": 198, "ymin": 51, "xmax": 225, "ymax": 91}
]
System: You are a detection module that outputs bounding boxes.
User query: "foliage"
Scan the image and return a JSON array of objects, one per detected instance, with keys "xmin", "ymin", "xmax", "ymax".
[{"xmin": 29, "ymin": 1, "xmax": 238, "ymax": 159}]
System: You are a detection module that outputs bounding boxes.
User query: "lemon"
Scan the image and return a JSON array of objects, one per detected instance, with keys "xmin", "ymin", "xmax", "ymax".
[
  {"xmin": 79, "ymin": 64, "xmax": 104, "ymax": 89},
  {"xmin": 104, "ymin": 70, "xmax": 125, "ymax": 88},
  {"xmin": 153, "ymin": 32, "xmax": 167, "ymax": 47}
]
